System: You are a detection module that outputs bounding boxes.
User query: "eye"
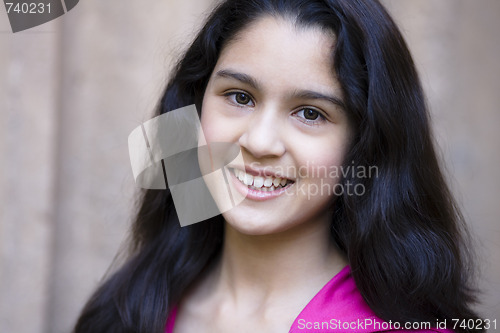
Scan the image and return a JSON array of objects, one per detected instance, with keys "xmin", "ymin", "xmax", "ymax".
[
  {"xmin": 235, "ymin": 93, "xmax": 251, "ymax": 105},
  {"xmin": 303, "ymin": 108, "xmax": 320, "ymax": 120},
  {"xmin": 225, "ymin": 91, "xmax": 255, "ymax": 107},
  {"xmin": 294, "ymin": 108, "xmax": 326, "ymax": 125}
]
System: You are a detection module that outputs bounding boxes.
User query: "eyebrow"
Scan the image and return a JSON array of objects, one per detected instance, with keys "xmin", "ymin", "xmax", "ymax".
[
  {"xmin": 214, "ymin": 69, "xmax": 345, "ymax": 110},
  {"xmin": 290, "ymin": 90, "xmax": 345, "ymax": 110},
  {"xmin": 215, "ymin": 69, "xmax": 261, "ymax": 90}
]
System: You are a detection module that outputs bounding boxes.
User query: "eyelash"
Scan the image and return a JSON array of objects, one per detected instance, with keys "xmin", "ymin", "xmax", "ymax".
[
  {"xmin": 293, "ymin": 108, "xmax": 326, "ymax": 126},
  {"xmin": 224, "ymin": 91, "xmax": 255, "ymax": 108},
  {"xmin": 223, "ymin": 90, "xmax": 327, "ymax": 126}
]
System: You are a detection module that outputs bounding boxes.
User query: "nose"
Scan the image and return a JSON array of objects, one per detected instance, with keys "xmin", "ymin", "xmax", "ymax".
[{"xmin": 238, "ymin": 107, "xmax": 286, "ymax": 158}]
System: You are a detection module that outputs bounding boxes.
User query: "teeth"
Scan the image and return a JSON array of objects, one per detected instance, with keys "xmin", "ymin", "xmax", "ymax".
[
  {"xmin": 253, "ymin": 176, "xmax": 264, "ymax": 188},
  {"xmin": 263, "ymin": 177, "xmax": 273, "ymax": 187},
  {"xmin": 233, "ymin": 169, "xmax": 291, "ymax": 190},
  {"xmin": 243, "ymin": 173, "xmax": 254, "ymax": 186},
  {"xmin": 273, "ymin": 178, "xmax": 281, "ymax": 187}
]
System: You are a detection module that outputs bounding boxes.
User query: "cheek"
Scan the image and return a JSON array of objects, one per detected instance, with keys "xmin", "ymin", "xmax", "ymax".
[
  {"xmin": 200, "ymin": 100, "xmax": 224, "ymax": 143},
  {"xmin": 297, "ymin": 136, "xmax": 349, "ymax": 184},
  {"xmin": 200, "ymin": 96, "xmax": 241, "ymax": 145}
]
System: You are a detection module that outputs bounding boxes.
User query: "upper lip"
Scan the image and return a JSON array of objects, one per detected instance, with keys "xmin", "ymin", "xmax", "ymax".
[{"xmin": 228, "ymin": 164, "xmax": 294, "ymax": 181}]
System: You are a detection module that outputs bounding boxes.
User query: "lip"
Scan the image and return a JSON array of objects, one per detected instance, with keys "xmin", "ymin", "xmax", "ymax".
[
  {"xmin": 229, "ymin": 163, "xmax": 292, "ymax": 180},
  {"xmin": 228, "ymin": 167, "xmax": 294, "ymax": 201}
]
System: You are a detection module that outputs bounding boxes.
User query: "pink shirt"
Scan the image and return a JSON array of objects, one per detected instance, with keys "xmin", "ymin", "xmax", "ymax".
[{"xmin": 166, "ymin": 265, "xmax": 454, "ymax": 332}]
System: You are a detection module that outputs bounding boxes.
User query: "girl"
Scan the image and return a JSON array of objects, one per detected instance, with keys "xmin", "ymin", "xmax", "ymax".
[{"xmin": 75, "ymin": 0, "xmax": 482, "ymax": 332}]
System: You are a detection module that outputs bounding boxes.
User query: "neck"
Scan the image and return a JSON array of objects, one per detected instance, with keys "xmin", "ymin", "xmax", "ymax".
[{"xmin": 213, "ymin": 218, "xmax": 347, "ymax": 308}]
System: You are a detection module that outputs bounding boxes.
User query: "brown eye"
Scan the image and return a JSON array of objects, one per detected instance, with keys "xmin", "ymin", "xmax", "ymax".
[
  {"xmin": 235, "ymin": 93, "xmax": 251, "ymax": 105},
  {"xmin": 303, "ymin": 108, "xmax": 319, "ymax": 120}
]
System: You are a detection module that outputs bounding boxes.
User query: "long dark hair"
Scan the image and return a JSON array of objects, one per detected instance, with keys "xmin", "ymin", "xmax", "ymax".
[{"xmin": 74, "ymin": 0, "xmax": 481, "ymax": 332}]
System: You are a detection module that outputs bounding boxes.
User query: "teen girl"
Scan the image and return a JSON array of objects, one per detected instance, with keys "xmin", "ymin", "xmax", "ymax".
[{"xmin": 75, "ymin": 0, "xmax": 482, "ymax": 332}]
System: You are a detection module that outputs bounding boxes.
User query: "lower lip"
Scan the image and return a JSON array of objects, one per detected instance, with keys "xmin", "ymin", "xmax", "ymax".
[{"xmin": 229, "ymin": 170, "xmax": 292, "ymax": 201}]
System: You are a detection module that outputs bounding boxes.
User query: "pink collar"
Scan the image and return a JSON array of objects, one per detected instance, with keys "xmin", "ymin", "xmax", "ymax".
[{"xmin": 167, "ymin": 265, "xmax": 453, "ymax": 332}]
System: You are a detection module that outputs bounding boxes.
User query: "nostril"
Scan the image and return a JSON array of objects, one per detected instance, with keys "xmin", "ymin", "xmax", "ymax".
[{"xmin": 238, "ymin": 127, "xmax": 286, "ymax": 159}]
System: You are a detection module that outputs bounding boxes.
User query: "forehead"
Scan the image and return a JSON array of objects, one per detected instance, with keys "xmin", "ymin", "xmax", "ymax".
[{"xmin": 213, "ymin": 16, "xmax": 340, "ymax": 95}]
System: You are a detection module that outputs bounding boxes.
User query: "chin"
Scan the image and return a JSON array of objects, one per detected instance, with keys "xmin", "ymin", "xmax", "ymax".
[{"xmin": 222, "ymin": 212, "xmax": 290, "ymax": 236}]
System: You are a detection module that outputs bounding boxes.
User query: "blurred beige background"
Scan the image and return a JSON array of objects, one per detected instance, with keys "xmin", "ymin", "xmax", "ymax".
[{"xmin": 0, "ymin": 1, "xmax": 498, "ymax": 332}]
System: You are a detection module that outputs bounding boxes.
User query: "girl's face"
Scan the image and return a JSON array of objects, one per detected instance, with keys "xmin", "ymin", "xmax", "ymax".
[{"xmin": 200, "ymin": 16, "xmax": 351, "ymax": 235}]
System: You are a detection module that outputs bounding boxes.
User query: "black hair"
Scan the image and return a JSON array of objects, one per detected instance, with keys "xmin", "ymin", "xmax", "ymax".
[{"xmin": 74, "ymin": 0, "xmax": 482, "ymax": 332}]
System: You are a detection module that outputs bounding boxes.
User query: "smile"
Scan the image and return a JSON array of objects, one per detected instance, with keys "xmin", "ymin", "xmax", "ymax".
[{"xmin": 230, "ymin": 168, "xmax": 294, "ymax": 192}]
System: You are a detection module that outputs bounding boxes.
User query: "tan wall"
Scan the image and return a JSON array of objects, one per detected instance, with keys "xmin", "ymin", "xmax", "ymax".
[{"xmin": 0, "ymin": 1, "xmax": 498, "ymax": 332}]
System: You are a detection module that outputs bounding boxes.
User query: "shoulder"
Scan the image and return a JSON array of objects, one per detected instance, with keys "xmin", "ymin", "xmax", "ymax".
[{"xmin": 289, "ymin": 266, "xmax": 455, "ymax": 333}]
